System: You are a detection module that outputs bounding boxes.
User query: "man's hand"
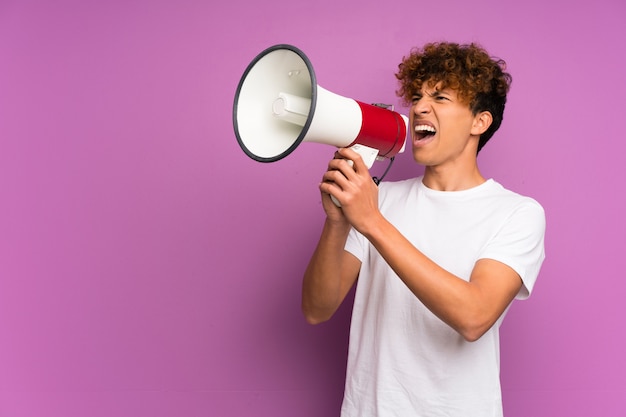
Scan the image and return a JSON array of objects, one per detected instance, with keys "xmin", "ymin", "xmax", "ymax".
[{"xmin": 319, "ymin": 148, "xmax": 381, "ymax": 234}]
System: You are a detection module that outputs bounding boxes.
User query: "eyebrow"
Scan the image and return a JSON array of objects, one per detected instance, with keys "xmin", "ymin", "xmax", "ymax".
[
  {"xmin": 412, "ymin": 87, "xmax": 452, "ymax": 99},
  {"xmin": 427, "ymin": 89, "xmax": 449, "ymax": 97}
]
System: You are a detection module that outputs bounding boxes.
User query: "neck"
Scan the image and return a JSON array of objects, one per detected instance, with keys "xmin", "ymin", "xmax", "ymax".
[{"xmin": 422, "ymin": 162, "xmax": 485, "ymax": 191}]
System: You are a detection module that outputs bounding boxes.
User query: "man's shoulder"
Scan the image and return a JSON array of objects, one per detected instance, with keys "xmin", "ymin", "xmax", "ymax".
[{"xmin": 487, "ymin": 180, "xmax": 544, "ymax": 212}]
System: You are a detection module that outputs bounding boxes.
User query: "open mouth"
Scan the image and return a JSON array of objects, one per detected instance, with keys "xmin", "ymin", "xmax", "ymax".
[{"xmin": 414, "ymin": 124, "xmax": 437, "ymax": 141}]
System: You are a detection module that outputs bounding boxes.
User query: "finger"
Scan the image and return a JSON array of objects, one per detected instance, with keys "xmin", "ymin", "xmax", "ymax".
[
  {"xmin": 322, "ymin": 170, "xmax": 350, "ymax": 192},
  {"xmin": 319, "ymin": 179, "xmax": 344, "ymax": 204},
  {"xmin": 328, "ymin": 156, "xmax": 357, "ymax": 181},
  {"xmin": 336, "ymin": 148, "xmax": 364, "ymax": 172}
]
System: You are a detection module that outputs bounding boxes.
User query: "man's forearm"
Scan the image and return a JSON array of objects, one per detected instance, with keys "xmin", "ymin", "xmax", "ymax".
[
  {"xmin": 359, "ymin": 213, "xmax": 520, "ymax": 341},
  {"xmin": 301, "ymin": 219, "xmax": 355, "ymax": 324}
]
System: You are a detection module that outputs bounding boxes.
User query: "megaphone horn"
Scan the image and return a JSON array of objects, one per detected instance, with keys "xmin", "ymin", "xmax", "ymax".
[{"xmin": 232, "ymin": 44, "xmax": 408, "ymax": 170}]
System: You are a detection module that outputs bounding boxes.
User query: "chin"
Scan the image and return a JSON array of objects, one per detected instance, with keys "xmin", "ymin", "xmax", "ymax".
[
  {"xmin": 412, "ymin": 147, "xmax": 433, "ymax": 166},
  {"xmin": 412, "ymin": 154, "xmax": 432, "ymax": 167},
  {"xmin": 413, "ymin": 150, "xmax": 446, "ymax": 169}
]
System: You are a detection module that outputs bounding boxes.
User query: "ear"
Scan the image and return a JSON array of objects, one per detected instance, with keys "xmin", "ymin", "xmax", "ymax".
[{"xmin": 471, "ymin": 111, "xmax": 493, "ymax": 136}]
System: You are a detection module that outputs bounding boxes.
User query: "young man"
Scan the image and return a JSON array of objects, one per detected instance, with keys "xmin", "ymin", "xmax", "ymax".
[{"xmin": 301, "ymin": 42, "xmax": 546, "ymax": 416}]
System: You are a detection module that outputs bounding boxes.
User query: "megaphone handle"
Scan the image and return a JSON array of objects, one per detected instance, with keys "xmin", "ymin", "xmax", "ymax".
[{"xmin": 330, "ymin": 145, "xmax": 381, "ymax": 207}]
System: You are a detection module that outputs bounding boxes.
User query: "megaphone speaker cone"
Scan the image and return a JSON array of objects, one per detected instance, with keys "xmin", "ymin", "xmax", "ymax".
[{"xmin": 233, "ymin": 44, "xmax": 317, "ymax": 162}]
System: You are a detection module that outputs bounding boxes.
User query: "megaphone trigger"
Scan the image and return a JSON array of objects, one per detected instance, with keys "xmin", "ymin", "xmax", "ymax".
[{"xmin": 349, "ymin": 144, "xmax": 379, "ymax": 169}]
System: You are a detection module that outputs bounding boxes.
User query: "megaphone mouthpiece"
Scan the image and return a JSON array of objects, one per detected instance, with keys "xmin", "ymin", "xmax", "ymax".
[{"xmin": 272, "ymin": 92, "xmax": 310, "ymax": 126}]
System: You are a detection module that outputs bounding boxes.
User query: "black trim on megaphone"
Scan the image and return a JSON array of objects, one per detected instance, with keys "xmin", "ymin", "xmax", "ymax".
[{"xmin": 232, "ymin": 44, "xmax": 317, "ymax": 163}]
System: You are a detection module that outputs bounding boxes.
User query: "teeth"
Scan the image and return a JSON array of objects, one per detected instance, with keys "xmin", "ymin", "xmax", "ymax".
[{"xmin": 415, "ymin": 125, "xmax": 436, "ymax": 133}]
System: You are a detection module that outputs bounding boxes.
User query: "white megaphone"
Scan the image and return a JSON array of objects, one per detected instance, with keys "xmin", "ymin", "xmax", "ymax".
[{"xmin": 233, "ymin": 44, "xmax": 408, "ymax": 205}]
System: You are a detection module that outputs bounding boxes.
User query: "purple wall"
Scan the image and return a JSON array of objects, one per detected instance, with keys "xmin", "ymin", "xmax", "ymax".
[{"xmin": 1, "ymin": 0, "xmax": 625, "ymax": 416}]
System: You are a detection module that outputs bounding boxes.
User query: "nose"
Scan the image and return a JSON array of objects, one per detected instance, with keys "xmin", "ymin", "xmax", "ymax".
[{"xmin": 412, "ymin": 98, "xmax": 431, "ymax": 115}]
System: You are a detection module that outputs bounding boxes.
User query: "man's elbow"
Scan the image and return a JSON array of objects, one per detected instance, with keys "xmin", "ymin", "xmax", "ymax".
[
  {"xmin": 460, "ymin": 327, "xmax": 487, "ymax": 343},
  {"xmin": 302, "ymin": 305, "xmax": 333, "ymax": 325},
  {"xmin": 304, "ymin": 314, "xmax": 328, "ymax": 326},
  {"xmin": 457, "ymin": 317, "xmax": 494, "ymax": 342}
]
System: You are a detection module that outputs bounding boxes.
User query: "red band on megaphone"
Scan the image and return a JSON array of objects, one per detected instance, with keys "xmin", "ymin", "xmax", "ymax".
[{"xmin": 352, "ymin": 102, "xmax": 407, "ymax": 158}]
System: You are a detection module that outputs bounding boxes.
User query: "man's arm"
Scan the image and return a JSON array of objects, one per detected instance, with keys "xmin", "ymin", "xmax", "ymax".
[
  {"xmin": 301, "ymin": 154, "xmax": 362, "ymax": 325},
  {"xmin": 321, "ymin": 148, "xmax": 522, "ymax": 341},
  {"xmin": 359, "ymin": 215, "xmax": 521, "ymax": 341},
  {"xmin": 301, "ymin": 218, "xmax": 361, "ymax": 325}
]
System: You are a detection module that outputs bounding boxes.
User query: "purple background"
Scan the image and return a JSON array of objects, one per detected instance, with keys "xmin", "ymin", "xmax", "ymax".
[{"xmin": 1, "ymin": 0, "xmax": 625, "ymax": 416}]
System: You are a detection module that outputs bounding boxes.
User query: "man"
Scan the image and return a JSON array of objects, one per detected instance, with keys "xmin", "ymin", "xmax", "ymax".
[{"xmin": 301, "ymin": 42, "xmax": 546, "ymax": 416}]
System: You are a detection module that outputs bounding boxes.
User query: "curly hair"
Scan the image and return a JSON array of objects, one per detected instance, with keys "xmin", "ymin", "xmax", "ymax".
[{"xmin": 396, "ymin": 42, "xmax": 512, "ymax": 152}]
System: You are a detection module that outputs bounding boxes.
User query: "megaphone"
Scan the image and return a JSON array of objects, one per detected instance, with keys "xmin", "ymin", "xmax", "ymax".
[{"xmin": 232, "ymin": 44, "xmax": 408, "ymax": 171}]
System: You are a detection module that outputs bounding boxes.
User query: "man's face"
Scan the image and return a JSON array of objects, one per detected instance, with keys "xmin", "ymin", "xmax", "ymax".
[{"xmin": 409, "ymin": 82, "xmax": 481, "ymax": 167}]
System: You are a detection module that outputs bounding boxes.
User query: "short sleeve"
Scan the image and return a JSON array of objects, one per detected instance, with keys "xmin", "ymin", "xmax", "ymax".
[
  {"xmin": 344, "ymin": 227, "xmax": 366, "ymax": 262},
  {"xmin": 479, "ymin": 199, "xmax": 546, "ymax": 300}
]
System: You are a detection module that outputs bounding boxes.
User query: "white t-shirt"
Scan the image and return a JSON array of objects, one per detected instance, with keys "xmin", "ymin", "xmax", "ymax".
[{"xmin": 341, "ymin": 177, "xmax": 546, "ymax": 417}]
